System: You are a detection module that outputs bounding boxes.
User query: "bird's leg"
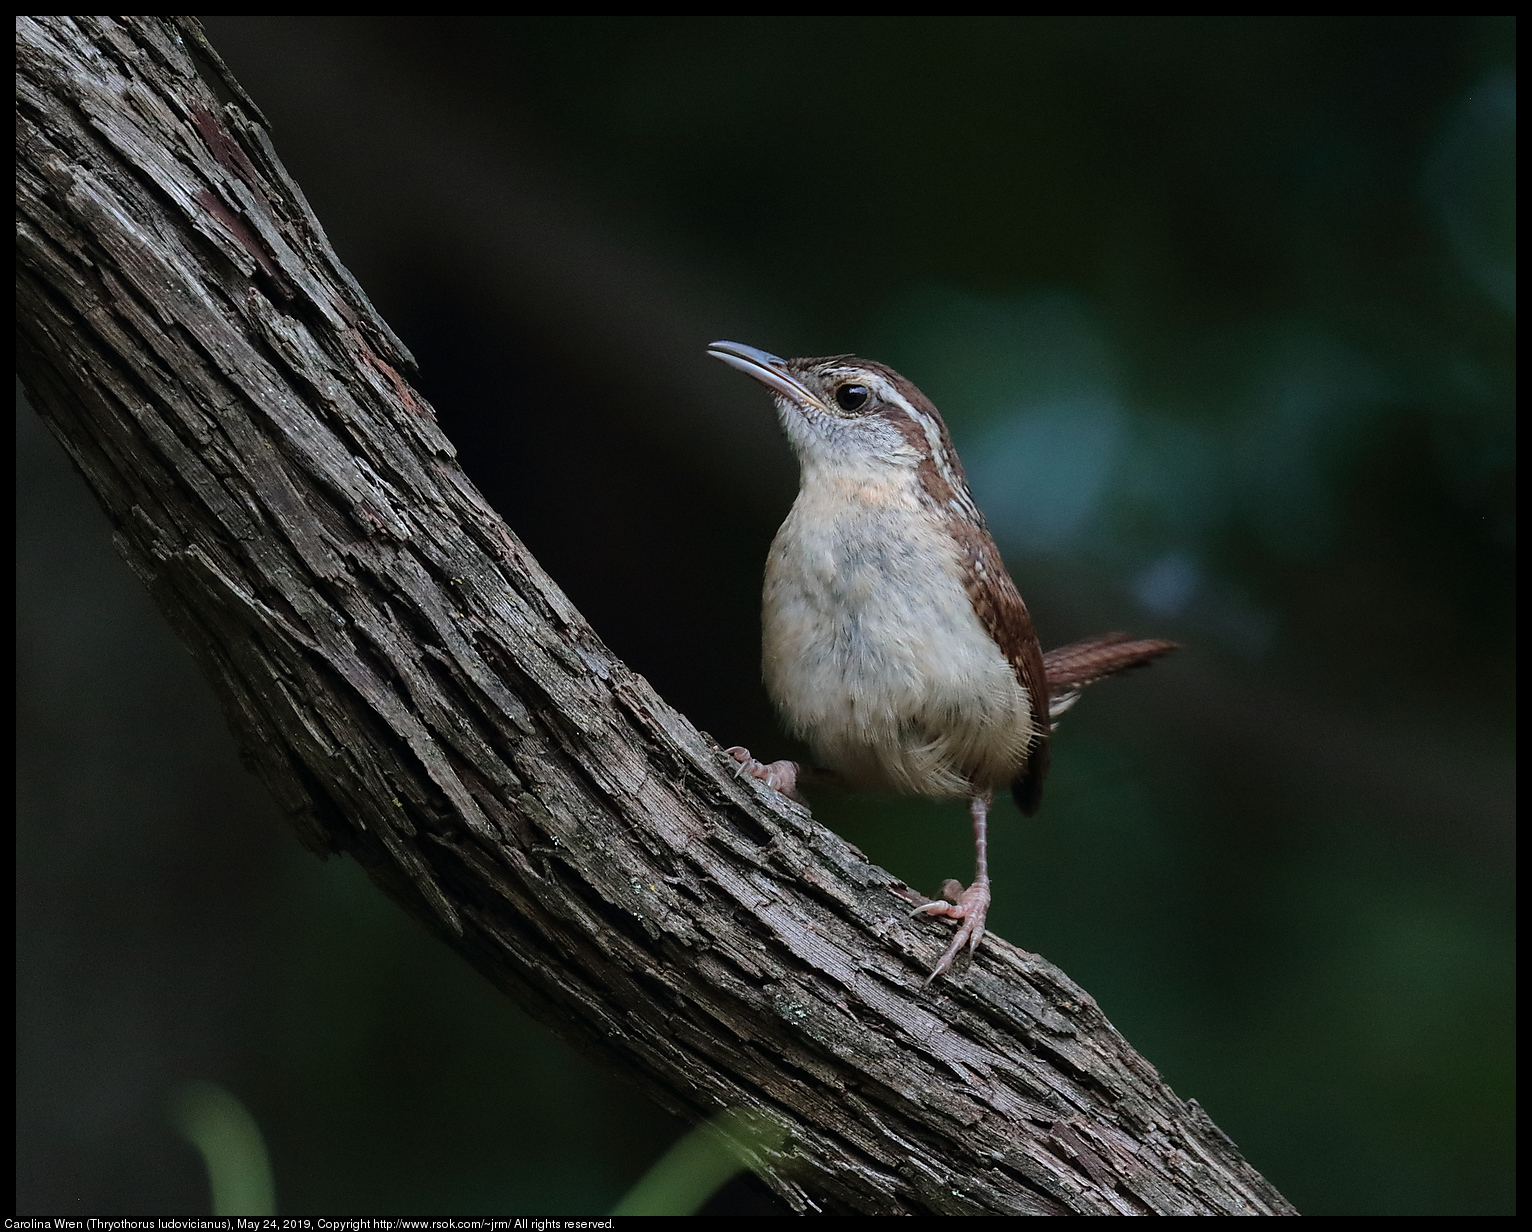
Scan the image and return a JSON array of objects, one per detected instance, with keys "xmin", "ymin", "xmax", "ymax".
[
  {"xmin": 724, "ymin": 746, "xmax": 802, "ymax": 801},
  {"xmin": 911, "ymin": 790, "xmax": 993, "ymax": 982}
]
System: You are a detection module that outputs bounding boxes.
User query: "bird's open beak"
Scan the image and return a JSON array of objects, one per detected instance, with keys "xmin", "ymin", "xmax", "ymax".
[{"xmin": 707, "ymin": 341, "xmax": 822, "ymax": 408}]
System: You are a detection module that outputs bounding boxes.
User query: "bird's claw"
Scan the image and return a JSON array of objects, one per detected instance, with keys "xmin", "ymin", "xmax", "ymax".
[
  {"xmin": 913, "ymin": 879, "xmax": 992, "ymax": 983},
  {"xmin": 724, "ymin": 747, "xmax": 802, "ymax": 801},
  {"xmin": 908, "ymin": 878, "xmax": 966, "ymax": 915}
]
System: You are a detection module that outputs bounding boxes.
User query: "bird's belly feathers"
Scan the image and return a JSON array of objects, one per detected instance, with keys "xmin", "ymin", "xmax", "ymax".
[{"xmin": 762, "ymin": 497, "xmax": 1037, "ymax": 797}]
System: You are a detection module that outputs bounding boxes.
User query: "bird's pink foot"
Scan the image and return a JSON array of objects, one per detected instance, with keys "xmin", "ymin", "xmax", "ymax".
[
  {"xmin": 725, "ymin": 747, "xmax": 802, "ymax": 801},
  {"xmin": 911, "ymin": 877, "xmax": 991, "ymax": 982}
]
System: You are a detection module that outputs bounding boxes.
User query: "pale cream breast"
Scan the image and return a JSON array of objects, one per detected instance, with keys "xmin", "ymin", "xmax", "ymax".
[{"xmin": 762, "ymin": 471, "xmax": 1037, "ymax": 798}]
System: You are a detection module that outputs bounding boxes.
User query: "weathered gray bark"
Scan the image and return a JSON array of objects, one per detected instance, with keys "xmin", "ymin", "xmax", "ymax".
[{"xmin": 15, "ymin": 16, "xmax": 1297, "ymax": 1215}]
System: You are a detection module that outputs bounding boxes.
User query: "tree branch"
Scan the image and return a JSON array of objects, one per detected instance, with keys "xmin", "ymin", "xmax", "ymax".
[{"xmin": 15, "ymin": 16, "xmax": 1296, "ymax": 1215}]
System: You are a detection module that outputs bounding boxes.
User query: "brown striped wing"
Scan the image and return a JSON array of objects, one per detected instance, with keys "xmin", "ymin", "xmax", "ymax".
[{"xmin": 946, "ymin": 519, "xmax": 1051, "ymax": 816}]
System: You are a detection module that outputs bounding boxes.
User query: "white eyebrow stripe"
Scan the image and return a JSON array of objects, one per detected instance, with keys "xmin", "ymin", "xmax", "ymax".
[
  {"xmin": 878, "ymin": 381, "xmax": 984, "ymax": 523},
  {"xmin": 881, "ymin": 384, "xmax": 944, "ymax": 456}
]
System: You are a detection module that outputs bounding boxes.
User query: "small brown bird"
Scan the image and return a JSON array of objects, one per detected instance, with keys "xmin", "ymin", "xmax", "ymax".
[{"xmin": 710, "ymin": 341, "xmax": 1176, "ymax": 981}]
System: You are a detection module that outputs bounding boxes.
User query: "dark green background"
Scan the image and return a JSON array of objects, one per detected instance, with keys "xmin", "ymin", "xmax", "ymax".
[{"xmin": 17, "ymin": 17, "xmax": 1514, "ymax": 1216}]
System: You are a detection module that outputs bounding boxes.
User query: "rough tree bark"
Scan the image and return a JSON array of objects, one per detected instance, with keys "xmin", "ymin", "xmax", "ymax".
[{"xmin": 16, "ymin": 16, "xmax": 1297, "ymax": 1216}]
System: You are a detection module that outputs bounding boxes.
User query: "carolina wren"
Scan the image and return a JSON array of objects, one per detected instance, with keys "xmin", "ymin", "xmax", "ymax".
[{"xmin": 709, "ymin": 341, "xmax": 1176, "ymax": 981}]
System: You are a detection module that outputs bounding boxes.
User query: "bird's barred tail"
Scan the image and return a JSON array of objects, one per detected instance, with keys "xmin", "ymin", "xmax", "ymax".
[
  {"xmin": 1013, "ymin": 633, "xmax": 1177, "ymax": 816},
  {"xmin": 1044, "ymin": 632, "xmax": 1179, "ymax": 690},
  {"xmin": 1042, "ymin": 632, "xmax": 1178, "ymax": 725}
]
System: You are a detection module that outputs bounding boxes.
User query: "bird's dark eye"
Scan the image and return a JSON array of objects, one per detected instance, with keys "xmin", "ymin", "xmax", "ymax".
[{"xmin": 834, "ymin": 383, "xmax": 870, "ymax": 412}]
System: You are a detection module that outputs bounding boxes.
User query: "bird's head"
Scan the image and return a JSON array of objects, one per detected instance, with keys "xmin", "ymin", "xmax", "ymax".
[{"xmin": 708, "ymin": 341, "xmax": 975, "ymax": 511}]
